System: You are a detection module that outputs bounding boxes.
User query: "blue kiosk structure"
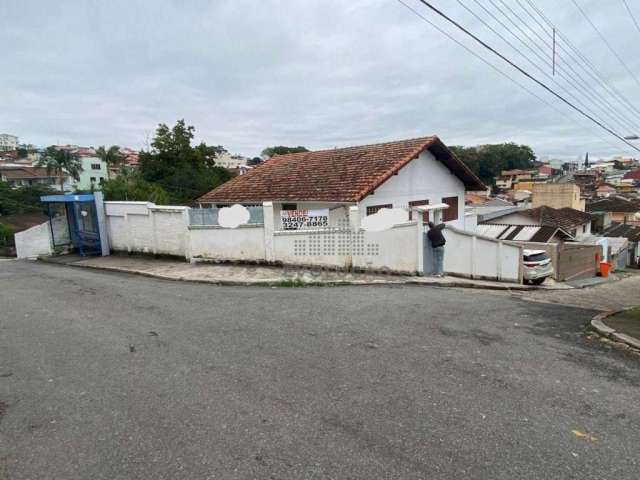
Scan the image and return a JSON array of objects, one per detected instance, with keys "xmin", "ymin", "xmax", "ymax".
[{"xmin": 40, "ymin": 192, "xmax": 110, "ymax": 257}]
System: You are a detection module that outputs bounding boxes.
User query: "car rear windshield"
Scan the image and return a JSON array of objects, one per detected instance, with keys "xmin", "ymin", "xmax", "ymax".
[{"xmin": 524, "ymin": 252, "xmax": 549, "ymax": 262}]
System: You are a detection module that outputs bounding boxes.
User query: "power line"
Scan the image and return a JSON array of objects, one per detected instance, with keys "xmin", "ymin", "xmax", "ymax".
[
  {"xmin": 523, "ymin": 0, "xmax": 640, "ymax": 121},
  {"xmin": 408, "ymin": 0, "xmax": 640, "ymax": 152},
  {"xmin": 524, "ymin": 0, "xmax": 640, "ymax": 120},
  {"xmin": 622, "ymin": 0, "xmax": 640, "ymax": 38},
  {"xmin": 464, "ymin": 0, "xmax": 640, "ymax": 135},
  {"xmin": 482, "ymin": 0, "xmax": 640, "ymax": 134},
  {"xmin": 393, "ymin": 0, "xmax": 632, "ymax": 154},
  {"xmin": 570, "ymin": 0, "xmax": 640, "ymax": 87}
]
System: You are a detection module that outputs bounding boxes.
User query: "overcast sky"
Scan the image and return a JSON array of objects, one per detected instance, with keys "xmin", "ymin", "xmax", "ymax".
[{"xmin": 2, "ymin": 0, "xmax": 640, "ymax": 160}]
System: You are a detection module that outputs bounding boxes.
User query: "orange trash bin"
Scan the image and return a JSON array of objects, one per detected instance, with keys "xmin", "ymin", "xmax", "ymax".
[{"xmin": 599, "ymin": 262, "xmax": 610, "ymax": 278}]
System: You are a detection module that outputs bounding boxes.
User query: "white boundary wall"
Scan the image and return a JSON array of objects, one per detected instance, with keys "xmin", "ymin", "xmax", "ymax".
[
  {"xmin": 442, "ymin": 227, "xmax": 522, "ymax": 283},
  {"xmin": 15, "ymin": 216, "xmax": 70, "ymax": 259},
  {"xmin": 104, "ymin": 202, "xmax": 190, "ymax": 257},
  {"xmin": 9, "ymin": 200, "xmax": 522, "ymax": 281},
  {"xmin": 190, "ymin": 225, "xmax": 266, "ymax": 262}
]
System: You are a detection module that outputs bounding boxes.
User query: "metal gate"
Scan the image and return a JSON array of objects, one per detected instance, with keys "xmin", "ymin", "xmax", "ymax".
[{"xmin": 66, "ymin": 200, "xmax": 101, "ymax": 256}]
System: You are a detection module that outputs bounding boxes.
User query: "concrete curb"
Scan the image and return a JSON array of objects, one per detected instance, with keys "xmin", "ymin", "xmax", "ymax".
[
  {"xmin": 590, "ymin": 310, "xmax": 640, "ymax": 350},
  {"xmin": 37, "ymin": 257, "xmax": 537, "ymax": 291}
]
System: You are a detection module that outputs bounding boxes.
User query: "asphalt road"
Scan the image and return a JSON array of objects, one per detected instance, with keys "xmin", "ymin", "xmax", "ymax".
[{"xmin": 1, "ymin": 260, "xmax": 639, "ymax": 480}]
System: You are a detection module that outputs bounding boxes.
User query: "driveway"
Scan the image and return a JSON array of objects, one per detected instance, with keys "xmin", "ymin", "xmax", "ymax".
[{"xmin": 1, "ymin": 260, "xmax": 639, "ymax": 479}]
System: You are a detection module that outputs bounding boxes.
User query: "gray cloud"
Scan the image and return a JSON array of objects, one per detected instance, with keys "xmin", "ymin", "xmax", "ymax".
[{"xmin": 1, "ymin": 0, "xmax": 639, "ymax": 160}]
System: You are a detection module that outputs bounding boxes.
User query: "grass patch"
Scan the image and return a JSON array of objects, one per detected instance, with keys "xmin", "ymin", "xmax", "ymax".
[{"xmin": 614, "ymin": 306, "xmax": 640, "ymax": 321}]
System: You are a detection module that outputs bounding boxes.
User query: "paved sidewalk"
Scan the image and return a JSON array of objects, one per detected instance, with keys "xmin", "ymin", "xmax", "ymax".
[
  {"xmin": 514, "ymin": 272, "xmax": 640, "ymax": 312},
  {"xmin": 38, "ymin": 254, "xmax": 539, "ymax": 290}
]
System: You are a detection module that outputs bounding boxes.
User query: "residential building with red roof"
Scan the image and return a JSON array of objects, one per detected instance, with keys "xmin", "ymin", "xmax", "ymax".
[
  {"xmin": 0, "ymin": 165, "xmax": 64, "ymax": 190},
  {"xmin": 197, "ymin": 136, "xmax": 485, "ymax": 230}
]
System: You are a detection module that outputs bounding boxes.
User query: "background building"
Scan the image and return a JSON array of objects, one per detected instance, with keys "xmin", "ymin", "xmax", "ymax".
[
  {"xmin": 0, "ymin": 133, "xmax": 18, "ymax": 151},
  {"xmin": 215, "ymin": 152, "xmax": 248, "ymax": 169},
  {"xmin": 532, "ymin": 183, "xmax": 585, "ymax": 211}
]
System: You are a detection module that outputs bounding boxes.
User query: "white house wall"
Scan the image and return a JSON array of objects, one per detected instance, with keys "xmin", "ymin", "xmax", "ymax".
[{"xmin": 357, "ymin": 150, "xmax": 466, "ymax": 229}]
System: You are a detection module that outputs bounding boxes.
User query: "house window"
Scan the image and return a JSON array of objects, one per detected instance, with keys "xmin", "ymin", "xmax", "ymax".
[
  {"xmin": 99, "ymin": 177, "xmax": 105, "ymax": 185},
  {"xmin": 281, "ymin": 203, "xmax": 297, "ymax": 211},
  {"xmin": 442, "ymin": 196, "xmax": 459, "ymax": 222},
  {"xmin": 91, "ymin": 163, "xmax": 101, "ymax": 170},
  {"xmin": 90, "ymin": 177, "xmax": 96, "ymax": 183},
  {"xmin": 408, "ymin": 199, "xmax": 429, "ymax": 222},
  {"xmin": 366, "ymin": 204, "xmax": 392, "ymax": 216}
]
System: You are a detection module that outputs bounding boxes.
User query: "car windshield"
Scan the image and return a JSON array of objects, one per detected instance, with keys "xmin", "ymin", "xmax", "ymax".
[{"xmin": 524, "ymin": 252, "xmax": 549, "ymax": 262}]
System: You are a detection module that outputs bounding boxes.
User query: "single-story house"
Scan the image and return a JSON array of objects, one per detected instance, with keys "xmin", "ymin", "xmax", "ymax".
[
  {"xmin": 482, "ymin": 205, "xmax": 593, "ymax": 240},
  {"xmin": 587, "ymin": 196, "xmax": 640, "ymax": 226},
  {"xmin": 197, "ymin": 136, "xmax": 485, "ymax": 230},
  {"xmin": 0, "ymin": 166, "xmax": 62, "ymax": 189}
]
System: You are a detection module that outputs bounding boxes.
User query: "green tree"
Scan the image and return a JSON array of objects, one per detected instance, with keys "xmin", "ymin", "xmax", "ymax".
[
  {"xmin": 449, "ymin": 143, "xmax": 536, "ymax": 186},
  {"xmin": 0, "ymin": 223, "xmax": 14, "ymax": 247},
  {"xmin": 37, "ymin": 146, "xmax": 83, "ymax": 192},
  {"xmin": 0, "ymin": 181, "xmax": 54, "ymax": 215},
  {"xmin": 139, "ymin": 120, "xmax": 232, "ymax": 204},
  {"xmin": 95, "ymin": 145, "xmax": 124, "ymax": 180},
  {"xmin": 261, "ymin": 146, "xmax": 308, "ymax": 158},
  {"xmin": 101, "ymin": 169, "xmax": 169, "ymax": 204}
]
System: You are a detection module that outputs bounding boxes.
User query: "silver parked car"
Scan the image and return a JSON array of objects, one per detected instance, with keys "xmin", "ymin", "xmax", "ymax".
[{"xmin": 523, "ymin": 249, "xmax": 554, "ymax": 285}]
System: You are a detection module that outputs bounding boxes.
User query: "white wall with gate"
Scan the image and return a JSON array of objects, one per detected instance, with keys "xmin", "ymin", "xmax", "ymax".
[{"xmin": 12, "ymin": 200, "xmax": 522, "ymax": 282}]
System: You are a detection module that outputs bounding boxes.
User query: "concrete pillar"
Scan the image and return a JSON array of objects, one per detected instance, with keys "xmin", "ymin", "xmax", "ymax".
[
  {"xmin": 348, "ymin": 206, "xmax": 359, "ymax": 270},
  {"xmin": 183, "ymin": 208, "xmax": 192, "ymax": 262},
  {"xmin": 348, "ymin": 205, "xmax": 359, "ymax": 231},
  {"xmin": 263, "ymin": 201, "xmax": 275, "ymax": 262},
  {"xmin": 412, "ymin": 207, "xmax": 425, "ymax": 276},
  {"xmin": 432, "ymin": 209, "xmax": 443, "ymax": 225}
]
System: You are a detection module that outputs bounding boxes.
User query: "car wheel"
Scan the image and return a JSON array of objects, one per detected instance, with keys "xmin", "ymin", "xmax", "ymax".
[{"xmin": 531, "ymin": 278, "xmax": 546, "ymax": 285}]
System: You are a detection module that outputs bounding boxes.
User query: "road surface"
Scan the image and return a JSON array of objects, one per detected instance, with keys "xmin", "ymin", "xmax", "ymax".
[{"xmin": 1, "ymin": 260, "xmax": 639, "ymax": 479}]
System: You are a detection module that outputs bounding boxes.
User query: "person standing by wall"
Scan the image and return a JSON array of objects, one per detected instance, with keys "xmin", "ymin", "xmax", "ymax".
[{"xmin": 427, "ymin": 221, "xmax": 446, "ymax": 277}]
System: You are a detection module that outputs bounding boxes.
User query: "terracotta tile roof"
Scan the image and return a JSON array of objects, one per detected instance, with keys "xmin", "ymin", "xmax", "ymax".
[
  {"xmin": 587, "ymin": 196, "xmax": 640, "ymax": 213},
  {"xmin": 198, "ymin": 136, "xmax": 485, "ymax": 204},
  {"xmin": 0, "ymin": 166, "xmax": 55, "ymax": 179},
  {"xmin": 520, "ymin": 206, "xmax": 593, "ymax": 230}
]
